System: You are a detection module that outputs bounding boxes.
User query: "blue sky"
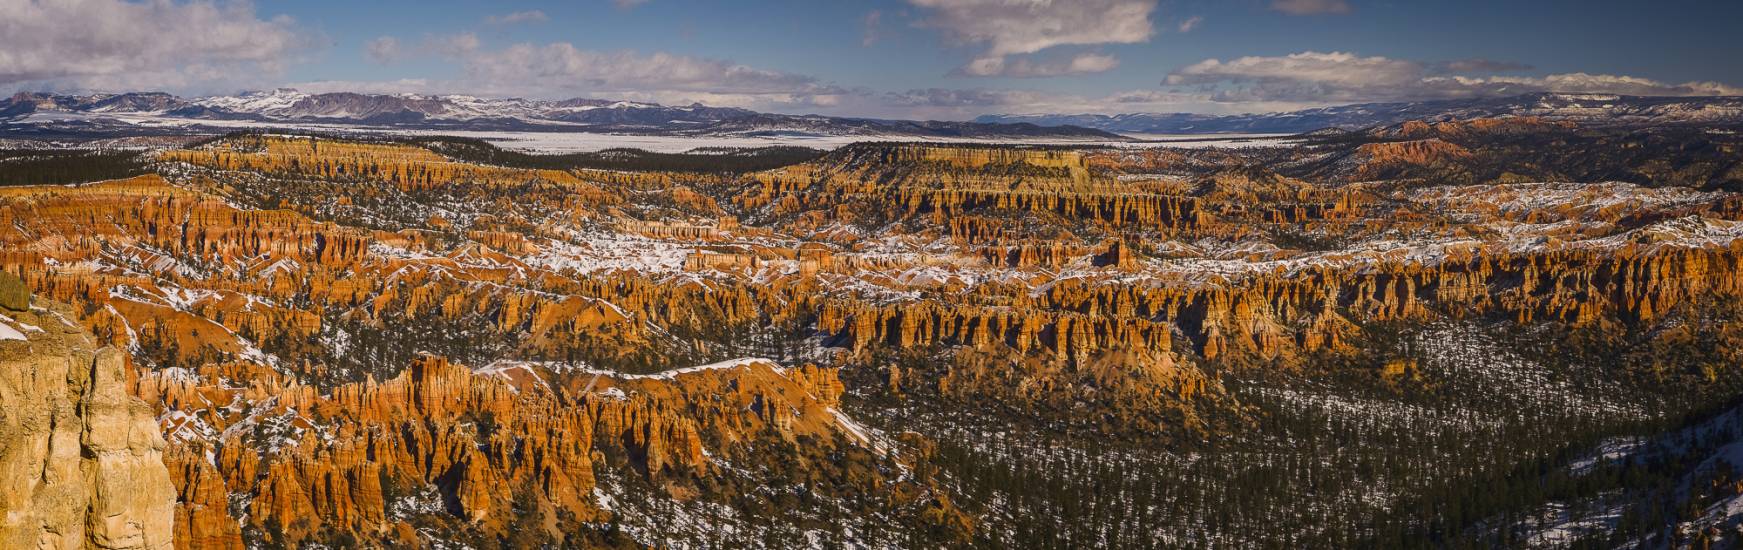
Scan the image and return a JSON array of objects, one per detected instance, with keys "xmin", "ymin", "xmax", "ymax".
[{"xmin": 5, "ymin": 0, "xmax": 1740, "ymax": 118}]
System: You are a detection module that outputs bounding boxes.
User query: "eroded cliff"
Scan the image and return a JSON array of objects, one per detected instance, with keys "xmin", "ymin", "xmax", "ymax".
[{"xmin": 0, "ymin": 288, "xmax": 177, "ymax": 550}]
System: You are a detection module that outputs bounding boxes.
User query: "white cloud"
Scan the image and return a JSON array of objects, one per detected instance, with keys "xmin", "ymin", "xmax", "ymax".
[
  {"xmin": 613, "ymin": 0, "xmax": 648, "ymax": 9},
  {"xmin": 909, "ymin": 0, "xmax": 1155, "ymax": 77},
  {"xmin": 1165, "ymin": 51, "xmax": 1743, "ymax": 104},
  {"xmin": 954, "ymin": 52, "xmax": 1120, "ymax": 78},
  {"xmin": 1270, "ymin": 0, "xmax": 1351, "ymax": 15},
  {"xmin": 1169, "ymin": 51, "xmax": 1421, "ymax": 89},
  {"xmin": 1178, "ymin": 16, "xmax": 1203, "ymax": 33},
  {"xmin": 485, "ymin": 10, "xmax": 548, "ymax": 25},
  {"xmin": 0, "ymin": 0, "xmax": 305, "ymax": 92}
]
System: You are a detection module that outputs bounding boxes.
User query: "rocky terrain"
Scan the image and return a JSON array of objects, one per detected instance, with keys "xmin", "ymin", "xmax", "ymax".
[
  {"xmin": 0, "ymin": 277, "xmax": 178, "ymax": 550},
  {"xmin": 2, "ymin": 114, "xmax": 1743, "ymax": 547}
]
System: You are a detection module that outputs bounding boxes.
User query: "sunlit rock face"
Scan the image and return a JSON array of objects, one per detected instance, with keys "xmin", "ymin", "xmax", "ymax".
[{"xmin": 0, "ymin": 297, "xmax": 176, "ymax": 550}]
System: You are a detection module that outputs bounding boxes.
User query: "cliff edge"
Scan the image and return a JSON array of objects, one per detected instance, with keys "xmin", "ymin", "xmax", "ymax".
[{"xmin": 0, "ymin": 275, "xmax": 176, "ymax": 550}]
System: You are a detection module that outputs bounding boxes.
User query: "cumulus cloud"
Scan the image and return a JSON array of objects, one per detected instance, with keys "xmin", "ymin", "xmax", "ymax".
[
  {"xmin": 1165, "ymin": 51, "xmax": 1743, "ymax": 104},
  {"xmin": 1270, "ymin": 0, "xmax": 1351, "ymax": 15},
  {"xmin": 0, "ymin": 0, "xmax": 305, "ymax": 92},
  {"xmin": 909, "ymin": 0, "xmax": 1154, "ymax": 77},
  {"xmin": 485, "ymin": 10, "xmax": 548, "ymax": 25},
  {"xmin": 954, "ymin": 52, "xmax": 1120, "ymax": 78},
  {"xmin": 1178, "ymin": 16, "xmax": 1203, "ymax": 33}
]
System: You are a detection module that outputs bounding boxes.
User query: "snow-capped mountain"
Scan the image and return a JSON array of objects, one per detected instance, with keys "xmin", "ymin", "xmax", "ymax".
[
  {"xmin": 0, "ymin": 89, "xmax": 1120, "ymax": 139},
  {"xmin": 976, "ymin": 93, "xmax": 1743, "ymax": 134},
  {"xmin": 1, "ymin": 91, "xmax": 190, "ymax": 118}
]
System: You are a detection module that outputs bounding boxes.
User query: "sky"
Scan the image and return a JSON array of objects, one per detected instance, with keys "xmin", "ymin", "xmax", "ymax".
[{"xmin": 2, "ymin": 0, "xmax": 1740, "ymax": 119}]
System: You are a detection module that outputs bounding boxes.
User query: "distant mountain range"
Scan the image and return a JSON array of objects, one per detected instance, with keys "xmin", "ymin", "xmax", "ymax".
[
  {"xmin": 0, "ymin": 89, "xmax": 1120, "ymax": 140},
  {"xmin": 7, "ymin": 90, "xmax": 1742, "ymax": 142},
  {"xmin": 976, "ymin": 93, "xmax": 1743, "ymax": 134}
]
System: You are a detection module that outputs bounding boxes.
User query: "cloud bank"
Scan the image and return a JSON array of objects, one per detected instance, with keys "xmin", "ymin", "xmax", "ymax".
[
  {"xmin": 910, "ymin": 0, "xmax": 1155, "ymax": 78},
  {"xmin": 0, "ymin": 0, "xmax": 304, "ymax": 92}
]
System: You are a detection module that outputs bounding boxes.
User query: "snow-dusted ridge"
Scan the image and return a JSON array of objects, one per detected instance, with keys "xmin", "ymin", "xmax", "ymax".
[{"xmin": 477, "ymin": 356, "xmax": 784, "ymax": 385}]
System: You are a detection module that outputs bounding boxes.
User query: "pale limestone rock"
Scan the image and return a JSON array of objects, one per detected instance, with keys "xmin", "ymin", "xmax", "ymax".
[{"xmin": 0, "ymin": 302, "xmax": 176, "ymax": 550}]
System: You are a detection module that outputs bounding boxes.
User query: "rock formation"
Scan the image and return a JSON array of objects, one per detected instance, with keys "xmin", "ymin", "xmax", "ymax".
[{"xmin": 0, "ymin": 297, "xmax": 177, "ymax": 550}]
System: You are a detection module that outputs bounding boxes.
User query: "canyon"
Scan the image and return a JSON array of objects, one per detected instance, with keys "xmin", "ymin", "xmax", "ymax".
[{"xmin": 1, "ymin": 115, "xmax": 1741, "ymax": 547}]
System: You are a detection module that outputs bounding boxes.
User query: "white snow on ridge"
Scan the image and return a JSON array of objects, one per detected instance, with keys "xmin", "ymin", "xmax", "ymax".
[
  {"xmin": 1410, "ymin": 182, "xmax": 1723, "ymax": 218},
  {"xmin": 478, "ymin": 357, "xmax": 781, "ymax": 384},
  {"xmin": 448, "ymin": 130, "xmax": 1292, "ymax": 154},
  {"xmin": 614, "ymin": 357, "xmax": 781, "ymax": 380},
  {"xmin": 195, "ymin": 89, "xmax": 310, "ymax": 114},
  {"xmin": 523, "ymin": 232, "xmax": 691, "ymax": 275}
]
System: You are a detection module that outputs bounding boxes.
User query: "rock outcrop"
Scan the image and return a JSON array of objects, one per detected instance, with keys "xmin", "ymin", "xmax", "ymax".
[
  {"xmin": 0, "ymin": 299, "xmax": 177, "ymax": 550},
  {"xmin": 125, "ymin": 355, "xmax": 906, "ymax": 548}
]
